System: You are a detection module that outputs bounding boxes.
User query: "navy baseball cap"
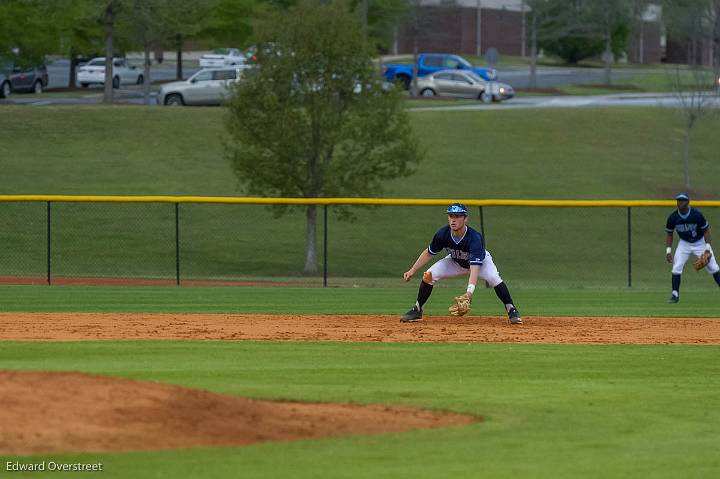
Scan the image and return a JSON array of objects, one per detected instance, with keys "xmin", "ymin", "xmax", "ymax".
[
  {"xmin": 446, "ymin": 203, "xmax": 468, "ymax": 216},
  {"xmin": 675, "ymin": 193, "xmax": 690, "ymax": 201}
]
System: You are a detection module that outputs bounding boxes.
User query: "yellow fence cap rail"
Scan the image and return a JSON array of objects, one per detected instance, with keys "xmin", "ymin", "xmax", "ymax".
[{"xmin": 0, "ymin": 195, "xmax": 719, "ymax": 207}]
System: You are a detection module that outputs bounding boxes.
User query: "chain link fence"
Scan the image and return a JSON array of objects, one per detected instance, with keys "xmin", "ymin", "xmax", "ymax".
[{"xmin": 1, "ymin": 198, "xmax": 718, "ymax": 290}]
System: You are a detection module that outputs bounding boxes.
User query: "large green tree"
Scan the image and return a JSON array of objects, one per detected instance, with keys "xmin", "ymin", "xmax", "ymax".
[
  {"xmin": 198, "ymin": 0, "xmax": 256, "ymax": 49},
  {"xmin": 589, "ymin": 0, "xmax": 633, "ymax": 84},
  {"xmin": 539, "ymin": 0, "xmax": 632, "ymax": 69},
  {"xmin": 253, "ymin": 0, "xmax": 409, "ymax": 53},
  {"xmin": 48, "ymin": 0, "xmax": 105, "ymax": 88},
  {"xmin": 0, "ymin": 0, "xmax": 60, "ymax": 68},
  {"xmin": 160, "ymin": 0, "xmax": 214, "ymax": 80},
  {"xmin": 117, "ymin": 0, "xmax": 174, "ymax": 103},
  {"xmin": 363, "ymin": 0, "xmax": 409, "ymax": 52},
  {"xmin": 225, "ymin": 0, "xmax": 421, "ymax": 274}
]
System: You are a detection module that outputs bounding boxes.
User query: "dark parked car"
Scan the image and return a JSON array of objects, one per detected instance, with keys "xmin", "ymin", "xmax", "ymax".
[
  {"xmin": 9, "ymin": 65, "xmax": 48, "ymax": 93},
  {"xmin": 0, "ymin": 72, "xmax": 10, "ymax": 98}
]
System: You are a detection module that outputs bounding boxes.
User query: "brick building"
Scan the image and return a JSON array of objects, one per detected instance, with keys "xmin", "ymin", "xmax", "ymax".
[
  {"xmin": 394, "ymin": 0, "xmax": 666, "ymax": 65},
  {"xmin": 395, "ymin": 0, "xmax": 526, "ymax": 57}
]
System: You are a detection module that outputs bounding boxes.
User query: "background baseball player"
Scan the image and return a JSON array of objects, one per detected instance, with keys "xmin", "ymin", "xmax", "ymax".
[
  {"xmin": 400, "ymin": 203, "xmax": 522, "ymax": 324},
  {"xmin": 665, "ymin": 193, "xmax": 720, "ymax": 303}
]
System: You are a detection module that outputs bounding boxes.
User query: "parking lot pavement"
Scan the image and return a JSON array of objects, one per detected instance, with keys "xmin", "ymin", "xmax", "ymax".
[
  {"xmin": 46, "ymin": 59, "xmax": 200, "ymax": 89},
  {"xmin": 0, "ymin": 88, "xmax": 159, "ymax": 106}
]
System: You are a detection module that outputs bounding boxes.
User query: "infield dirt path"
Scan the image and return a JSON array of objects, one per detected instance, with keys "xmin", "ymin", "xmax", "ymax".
[{"xmin": 0, "ymin": 312, "xmax": 719, "ymax": 344}]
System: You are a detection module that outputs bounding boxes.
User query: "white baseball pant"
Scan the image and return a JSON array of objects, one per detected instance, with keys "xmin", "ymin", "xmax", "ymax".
[
  {"xmin": 672, "ymin": 239, "xmax": 719, "ymax": 274},
  {"xmin": 425, "ymin": 251, "xmax": 503, "ymax": 287}
]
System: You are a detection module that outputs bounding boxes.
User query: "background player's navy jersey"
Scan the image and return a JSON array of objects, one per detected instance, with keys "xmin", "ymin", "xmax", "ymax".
[
  {"xmin": 665, "ymin": 208, "xmax": 709, "ymax": 243},
  {"xmin": 428, "ymin": 225, "xmax": 485, "ymax": 268}
]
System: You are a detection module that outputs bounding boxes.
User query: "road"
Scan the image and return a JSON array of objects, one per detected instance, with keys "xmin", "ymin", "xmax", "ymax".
[
  {"xmin": 408, "ymin": 93, "xmax": 720, "ymax": 111},
  {"xmin": 4, "ymin": 89, "xmax": 716, "ymax": 110}
]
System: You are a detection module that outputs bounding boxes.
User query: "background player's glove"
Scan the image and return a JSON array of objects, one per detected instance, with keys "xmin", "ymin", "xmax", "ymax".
[
  {"xmin": 693, "ymin": 251, "xmax": 712, "ymax": 271},
  {"xmin": 448, "ymin": 293, "xmax": 471, "ymax": 316}
]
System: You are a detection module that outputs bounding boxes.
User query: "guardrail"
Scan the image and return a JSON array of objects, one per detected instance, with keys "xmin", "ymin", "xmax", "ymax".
[
  {"xmin": 3, "ymin": 195, "xmax": 720, "ymax": 207},
  {"xmin": 1, "ymin": 196, "xmax": 717, "ymax": 288}
]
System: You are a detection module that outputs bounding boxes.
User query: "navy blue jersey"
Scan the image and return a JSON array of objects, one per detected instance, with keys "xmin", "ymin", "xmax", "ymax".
[
  {"xmin": 428, "ymin": 225, "xmax": 486, "ymax": 268},
  {"xmin": 665, "ymin": 208, "xmax": 709, "ymax": 243}
]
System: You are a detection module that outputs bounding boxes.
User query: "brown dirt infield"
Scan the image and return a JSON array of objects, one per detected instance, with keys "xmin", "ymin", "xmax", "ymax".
[
  {"xmin": 0, "ymin": 312, "xmax": 718, "ymax": 344},
  {"xmin": 1, "ymin": 313, "xmax": 717, "ymax": 455},
  {"xmin": 0, "ymin": 371, "xmax": 475, "ymax": 455}
]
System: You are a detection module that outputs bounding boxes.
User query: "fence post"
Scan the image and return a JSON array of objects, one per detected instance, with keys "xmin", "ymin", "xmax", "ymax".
[
  {"xmin": 46, "ymin": 201, "xmax": 51, "ymax": 285},
  {"xmin": 323, "ymin": 205, "xmax": 328, "ymax": 287},
  {"xmin": 627, "ymin": 207, "xmax": 632, "ymax": 288},
  {"xmin": 479, "ymin": 206, "xmax": 485, "ymax": 237},
  {"xmin": 175, "ymin": 202, "xmax": 180, "ymax": 286}
]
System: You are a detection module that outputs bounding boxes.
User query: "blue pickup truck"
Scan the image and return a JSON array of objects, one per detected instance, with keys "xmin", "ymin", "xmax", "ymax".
[{"xmin": 381, "ymin": 53, "xmax": 497, "ymax": 89}]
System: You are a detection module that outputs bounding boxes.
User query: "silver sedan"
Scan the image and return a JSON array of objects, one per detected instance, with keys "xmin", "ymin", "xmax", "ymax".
[
  {"xmin": 415, "ymin": 70, "xmax": 514, "ymax": 102},
  {"xmin": 158, "ymin": 67, "xmax": 247, "ymax": 106}
]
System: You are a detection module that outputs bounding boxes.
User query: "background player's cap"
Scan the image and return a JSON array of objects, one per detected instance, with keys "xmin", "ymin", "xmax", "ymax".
[
  {"xmin": 675, "ymin": 193, "xmax": 690, "ymax": 201},
  {"xmin": 446, "ymin": 203, "xmax": 468, "ymax": 216}
]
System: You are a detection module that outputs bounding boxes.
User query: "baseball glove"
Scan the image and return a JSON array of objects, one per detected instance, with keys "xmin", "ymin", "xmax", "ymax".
[
  {"xmin": 448, "ymin": 293, "xmax": 472, "ymax": 317},
  {"xmin": 693, "ymin": 251, "xmax": 712, "ymax": 271}
]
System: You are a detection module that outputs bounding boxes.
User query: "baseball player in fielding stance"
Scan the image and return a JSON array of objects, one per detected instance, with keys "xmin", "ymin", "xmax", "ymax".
[
  {"xmin": 665, "ymin": 193, "xmax": 720, "ymax": 303},
  {"xmin": 400, "ymin": 203, "xmax": 522, "ymax": 324}
]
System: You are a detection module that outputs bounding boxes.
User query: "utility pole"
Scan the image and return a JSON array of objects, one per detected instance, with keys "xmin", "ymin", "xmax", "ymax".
[
  {"xmin": 521, "ymin": 0, "xmax": 526, "ymax": 57},
  {"xmin": 103, "ymin": 0, "xmax": 115, "ymax": 104},
  {"xmin": 362, "ymin": 0, "xmax": 368, "ymax": 35},
  {"xmin": 639, "ymin": 20, "xmax": 644, "ymax": 64},
  {"xmin": 476, "ymin": 0, "xmax": 482, "ymax": 57}
]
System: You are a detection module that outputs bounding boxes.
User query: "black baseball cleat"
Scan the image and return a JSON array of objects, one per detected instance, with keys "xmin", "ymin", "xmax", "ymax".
[
  {"xmin": 508, "ymin": 307, "xmax": 522, "ymax": 325},
  {"xmin": 667, "ymin": 295, "xmax": 679, "ymax": 304},
  {"xmin": 400, "ymin": 306, "xmax": 423, "ymax": 322}
]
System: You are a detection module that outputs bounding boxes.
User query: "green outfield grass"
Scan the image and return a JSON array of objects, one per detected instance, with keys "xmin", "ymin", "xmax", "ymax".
[
  {"xmin": 0, "ymin": 285, "xmax": 719, "ymax": 316},
  {"xmin": 404, "ymin": 97, "xmax": 482, "ymax": 107},
  {"xmin": 555, "ymin": 70, "xmax": 704, "ymax": 95},
  {"xmin": 1, "ymin": 106, "xmax": 720, "ymax": 287},
  {"xmin": 1, "ymin": 340, "xmax": 719, "ymax": 478},
  {"xmin": 3, "ymin": 106, "xmax": 719, "ymax": 198}
]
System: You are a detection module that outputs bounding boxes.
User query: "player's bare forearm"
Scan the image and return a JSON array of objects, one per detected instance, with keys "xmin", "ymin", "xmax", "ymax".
[
  {"xmin": 465, "ymin": 265, "xmax": 481, "ymax": 299},
  {"xmin": 665, "ymin": 233, "xmax": 673, "ymax": 263},
  {"xmin": 705, "ymin": 230, "xmax": 712, "ymax": 244},
  {"xmin": 403, "ymin": 249, "xmax": 433, "ymax": 281},
  {"xmin": 665, "ymin": 233, "xmax": 673, "ymax": 247},
  {"xmin": 468, "ymin": 265, "xmax": 480, "ymax": 287},
  {"xmin": 410, "ymin": 249, "xmax": 433, "ymax": 272}
]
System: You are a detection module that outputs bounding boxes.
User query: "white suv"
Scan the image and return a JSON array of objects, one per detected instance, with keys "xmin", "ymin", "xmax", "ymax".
[{"xmin": 158, "ymin": 67, "xmax": 245, "ymax": 106}]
